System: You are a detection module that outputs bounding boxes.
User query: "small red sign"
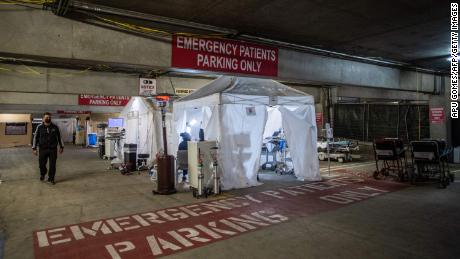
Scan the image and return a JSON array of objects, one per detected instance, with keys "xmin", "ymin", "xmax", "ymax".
[
  {"xmin": 78, "ymin": 95, "xmax": 130, "ymax": 106},
  {"xmin": 172, "ymin": 35, "xmax": 278, "ymax": 76},
  {"xmin": 430, "ymin": 107, "xmax": 445, "ymax": 124},
  {"xmin": 316, "ymin": 112, "xmax": 323, "ymax": 126}
]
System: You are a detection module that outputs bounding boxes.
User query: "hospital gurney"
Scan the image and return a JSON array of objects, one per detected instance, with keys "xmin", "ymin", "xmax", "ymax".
[
  {"xmin": 317, "ymin": 138, "xmax": 360, "ymax": 163},
  {"xmin": 410, "ymin": 140, "xmax": 455, "ymax": 188},
  {"xmin": 373, "ymin": 138, "xmax": 408, "ymax": 181}
]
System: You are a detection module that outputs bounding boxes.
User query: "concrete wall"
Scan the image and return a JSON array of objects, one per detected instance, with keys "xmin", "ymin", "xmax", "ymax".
[
  {"xmin": 0, "ymin": 64, "xmax": 138, "ymax": 96},
  {"xmin": 0, "ymin": 114, "xmax": 32, "ymax": 148},
  {"xmin": 0, "ymin": 6, "xmax": 170, "ymax": 68},
  {"xmin": 0, "ymin": 64, "xmax": 216, "ymax": 114}
]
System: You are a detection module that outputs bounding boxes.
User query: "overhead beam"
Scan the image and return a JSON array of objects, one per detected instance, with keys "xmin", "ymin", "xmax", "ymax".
[
  {"xmin": 0, "ymin": 103, "xmax": 122, "ymax": 114},
  {"xmin": 336, "ymin": 85, "xmax": 431, "ymax": 101},
  {"xmin": 278, "ymin": 49, "xmax": 445, "ymax": 92},
  {"xmin": 0, "ymin": 64, "xmax": 212, "ymax": 96},
  {"xmin": 0, "ymin": 64, "xmax": 214, "ymax": 113}
]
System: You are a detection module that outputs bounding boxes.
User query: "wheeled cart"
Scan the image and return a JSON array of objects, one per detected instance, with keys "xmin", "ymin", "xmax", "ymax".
[
  {"xmin": 410, "ymin": 140, "xmax": 455, "ymax": 188},
  {"xmin": 373, "ymin": 138, "xmax": 408, "ymax": 181}
]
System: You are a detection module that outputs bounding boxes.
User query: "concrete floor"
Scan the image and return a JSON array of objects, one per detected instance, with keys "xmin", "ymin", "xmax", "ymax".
[{"xmin": 0, "ymin": 145, "xmax": 459, "ymax": 259}]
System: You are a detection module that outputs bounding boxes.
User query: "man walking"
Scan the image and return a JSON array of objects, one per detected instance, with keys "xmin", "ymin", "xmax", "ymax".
[{"xmin": 32, "ymin": 112, "xmax": 64, "ymax": 185}]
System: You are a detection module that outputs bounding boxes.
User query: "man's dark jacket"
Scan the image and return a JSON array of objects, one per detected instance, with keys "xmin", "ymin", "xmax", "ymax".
[{"xmin": 32, "ymin": 123, "xmax": 64, "ymax": 150}]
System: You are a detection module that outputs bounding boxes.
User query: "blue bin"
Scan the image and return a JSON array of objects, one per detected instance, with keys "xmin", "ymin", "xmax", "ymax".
[{"xmin": 88, "ymin": 133, "xmax": 97, "ymax": 146}]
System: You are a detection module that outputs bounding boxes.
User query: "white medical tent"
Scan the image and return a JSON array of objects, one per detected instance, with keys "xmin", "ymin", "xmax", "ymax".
[
  {"xmin": 53, "ymin": 118, "xmax": 76, "ymax": 143},
  {"xmin": 120, "ymin": 97, "xmax": 174, "ymax": 165},
  {"xmin": 173, "ymin": 76, "xmax": 321, "ymax": 190}
]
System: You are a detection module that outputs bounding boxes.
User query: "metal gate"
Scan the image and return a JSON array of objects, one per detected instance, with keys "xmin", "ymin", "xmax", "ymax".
[{"xmin": 333, "ymin": 103, "xmax": 429, "ymax": 142}]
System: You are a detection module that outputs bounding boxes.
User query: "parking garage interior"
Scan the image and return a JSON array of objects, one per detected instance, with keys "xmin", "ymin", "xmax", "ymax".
[{"xmin": 0, "ymin": 1, "xmax": 459, "ymax": 259}]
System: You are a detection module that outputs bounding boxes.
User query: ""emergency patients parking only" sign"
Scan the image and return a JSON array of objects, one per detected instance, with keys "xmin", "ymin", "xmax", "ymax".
[{"xmin": 172, "ymin": 35, "xmax": 278, "ymax": 76}]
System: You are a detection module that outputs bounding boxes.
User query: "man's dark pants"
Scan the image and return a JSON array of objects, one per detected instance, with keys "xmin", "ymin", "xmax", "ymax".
[{"xmin": 39, "ymin": 148, "xmax": 57, "ymax": 181}]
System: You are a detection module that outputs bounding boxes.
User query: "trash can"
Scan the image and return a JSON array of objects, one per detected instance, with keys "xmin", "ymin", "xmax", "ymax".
[
  {"xmin": 124, "ymin": 144, "xmax": 137, "ymax": 171},
  {"xmin": 88, "ymin": 133, "xmax": 97, "ymax": 147}
]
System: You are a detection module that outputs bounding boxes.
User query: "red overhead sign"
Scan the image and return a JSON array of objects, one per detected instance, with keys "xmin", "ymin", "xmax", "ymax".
[
  {"xmin": 172, "ymin": 35, "xmax": 278, "ymax": 76},
  {"xmin": 78, "ymin": 95, "xmax": 130, "ymax": 106},
  {"xmin": 429, "ymin": 107, "xmax": 445, "ymax": 124}
]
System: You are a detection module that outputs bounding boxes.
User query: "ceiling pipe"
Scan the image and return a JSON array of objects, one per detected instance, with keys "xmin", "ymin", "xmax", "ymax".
[
  {"xmin": 238, "ymin": 34, "xmax": 411, "ymax": 69},
  {"xmin": 71, "ymin": 1, "xmax": 238, "ymax": 35},
  {"xmin": 66, "ymin": 1, "xmax": 445, "ymax": 74}
]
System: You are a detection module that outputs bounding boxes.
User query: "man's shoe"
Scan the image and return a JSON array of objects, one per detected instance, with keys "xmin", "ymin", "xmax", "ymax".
[
  {"xmin": 40, "ymin": 176, "xmax": 45, "ymax": 181},
  {"xmin": 47, "ymin": 179, "xmax": 56, "ymax": 185}
]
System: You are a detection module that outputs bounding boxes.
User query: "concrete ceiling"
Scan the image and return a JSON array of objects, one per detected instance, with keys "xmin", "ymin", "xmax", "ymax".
[{"xmin": 82, "ymin": 0, "xmax": 451, "ymax": 72}]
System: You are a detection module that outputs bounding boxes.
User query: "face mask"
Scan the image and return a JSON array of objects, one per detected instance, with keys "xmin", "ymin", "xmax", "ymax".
[{"xmin": 45, "ymin": 118, "xmax": 51, "ymax": 123}]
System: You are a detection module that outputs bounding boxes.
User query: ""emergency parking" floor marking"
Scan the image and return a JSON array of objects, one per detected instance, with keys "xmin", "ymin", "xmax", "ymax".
[{"xmin": 33, "ymin": 176, "xmax": 407, "ymax": 258}]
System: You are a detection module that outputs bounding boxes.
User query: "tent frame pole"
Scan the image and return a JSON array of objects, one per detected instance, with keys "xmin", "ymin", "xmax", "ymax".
[{"xmin": 161, "ymin": 107, "xmax": 168, "ymax": 155}]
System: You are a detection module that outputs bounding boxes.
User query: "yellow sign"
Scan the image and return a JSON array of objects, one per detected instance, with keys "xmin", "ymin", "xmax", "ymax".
[{"xmin": 175, "ymin": 88, "xmax": 195, "ymax": 96}]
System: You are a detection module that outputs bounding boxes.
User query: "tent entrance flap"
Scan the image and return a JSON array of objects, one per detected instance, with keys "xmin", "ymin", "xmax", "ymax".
[
  {"xmin": 279, "ymin": 106, "xmax": 320, "ymax": 181},
  {"xmin": 261, "ymin": 106, "xmax": 321, "ymax": 181}
]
